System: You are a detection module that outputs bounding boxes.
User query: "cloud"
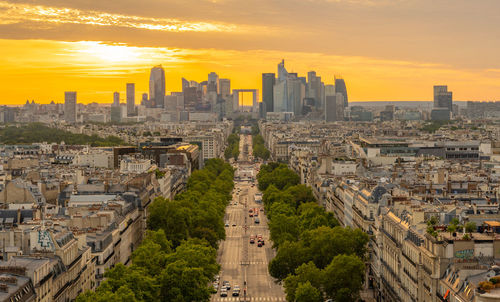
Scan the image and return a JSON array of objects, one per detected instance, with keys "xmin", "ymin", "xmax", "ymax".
[{"xmin": 0, "ymin": 0, "xmax": 254, "ymax": 33}]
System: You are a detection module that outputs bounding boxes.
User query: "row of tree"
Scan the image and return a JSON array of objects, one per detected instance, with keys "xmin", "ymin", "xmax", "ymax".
[
  {"xmin": 224, "ymin": 133, "xmax": 240, "ymax": 160},
  {"xmin": 0, "ymin": 123, "xmax": 125, "ymax": 146},
  {"xmin": 252, "ymin": 134, "xmax": 270, "ymax": 160},
  {"xmin": 78, "ymin": 158, "xmax": 235, "ymax": 302},
  {"xmin": 257, "ymin": 163, "xmax": 369, "ymax": 302}
]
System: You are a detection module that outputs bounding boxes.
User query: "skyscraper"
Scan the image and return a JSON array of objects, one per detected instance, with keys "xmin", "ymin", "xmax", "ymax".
[
  {"xmin": 307, "ymin": 71, "xmax": 324, "ymax": 111},
  {"xmin": 273, "ymin": 60, "xmax": 289, "ymax": 112},
  {"xmin": 433, "ymin": 85, "xmax": 452, "ymax": 110},
  {"xmin": 207, "ymin": 72, "xmax": 219, "ymax": 94},
  {"xmin": 126, "ymin": 83, "xmax": 135, "ymax": 116},
  {"xmin": 64, "ymin": 91, "xmax": 77, "ymax": 123},
  {"xmin": 288, "ymin": 74, "xmax": 305, "ymax": 116},
  {"xmin": 149, "ymin": 65, "xmax": 165, "ymax": 108},
  {"xmin": 219, "ymin": 79, "xmax": 231, "ymax": 97},
  {"xmin": 262, "ymin": 73, "xmax": 275, "ymax": 113},
  {"xmin": 325, "ymin": 85, "xmax": 344, "ymax": 122},
  {"xmin": 335, "ymin": 77, "xmax": 348, "ymax": 107},
  {"xmin": 113, "ymin": 92, "xmax": 120, "ymax": 107}
]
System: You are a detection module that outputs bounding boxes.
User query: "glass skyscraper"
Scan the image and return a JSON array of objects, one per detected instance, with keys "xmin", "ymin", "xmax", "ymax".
[
  {"xmin": 149, "ymin": 65, "xmax": 165, "ymax": 108},
  {"xmin": 335, "ymin": 78, "xmax": 348, "ymax": 107}
]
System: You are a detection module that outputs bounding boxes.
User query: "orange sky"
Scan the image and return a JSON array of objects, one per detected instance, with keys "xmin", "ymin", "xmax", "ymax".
[{"xmin": 0, "ymin": 0, "xmax": 499, "ymax": 105}]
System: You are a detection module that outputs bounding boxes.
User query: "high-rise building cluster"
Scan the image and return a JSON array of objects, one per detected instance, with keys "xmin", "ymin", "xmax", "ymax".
[{"xmin": 262, "ymin": 60, "xmax": 348, "ymax": 121}]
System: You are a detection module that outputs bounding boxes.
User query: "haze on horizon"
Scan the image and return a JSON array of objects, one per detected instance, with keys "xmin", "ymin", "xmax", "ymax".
[{"xmin": 0, "ymin": 0, "xmax": 499, "ymax": 105}]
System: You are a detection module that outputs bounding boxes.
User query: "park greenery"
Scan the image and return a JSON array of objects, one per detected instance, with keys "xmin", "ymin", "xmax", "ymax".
[
  {"xmin": 77, "ymin": 158, "xmax": 234, "ymax": 302},
  {"xmin": 258, "ymin": 163, "xmax": 369, "ymax": 302},
  {"xmin": 224, "ymin": 132, "xmax": 240, "ymax": 160},
  {"xmin": 0, "ymin": 123, "xmax": 125, "ymax": 146}
]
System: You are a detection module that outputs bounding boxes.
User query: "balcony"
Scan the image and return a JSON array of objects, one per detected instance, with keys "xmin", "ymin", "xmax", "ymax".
[{"xmin": 381, "ymin": 229, "xmax": 400, "ymax": 247}]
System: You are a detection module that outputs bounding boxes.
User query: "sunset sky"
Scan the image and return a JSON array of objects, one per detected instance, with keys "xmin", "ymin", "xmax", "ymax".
[{"xmin": 0, "ymin": 0, "xmax": 499, "ymax": 105}]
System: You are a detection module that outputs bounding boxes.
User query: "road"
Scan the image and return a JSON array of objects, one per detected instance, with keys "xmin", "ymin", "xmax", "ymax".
[{"xmin": 212, "ymin": 133, "xmax": 285, "ymax": 302}]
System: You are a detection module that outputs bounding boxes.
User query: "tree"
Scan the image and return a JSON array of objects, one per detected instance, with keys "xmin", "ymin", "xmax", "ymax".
[
  {"xmin": 268, "ymin": 213, "xmax": 301, "ymax": 248},
  {"xmin": 284, "ymin": 262, "xmax": 323, "ymax": 301},
  {"xmin": 323, "ymin": 254, "xmax": 365, "ymax": 302},
  {"xmin": 465, "ymin": 221, "xmax": 477, "ymax": 233},
  {"xmin": 427, "ymin": 216, "xmax": 439, "ymax": 226},
  {"xmin": 301, "ymin": 226, "xmax": 368, "ymax": 269},
  {"xmin": 147, "ymin": 198, "xmax": 191, "ymax": 247},
  {"xmin": 131, "ymin": 230, "xmax": 171, "ymax": 276},
  {"xmin": 295, "ymin": 281, "xmax": 323, "ymax": 302},
  {"xmin": 447, "ymin": 224, "xmax": 457, "ymax": 235},
  {"xmin": 159, "ymin": 260, "xmax": 212, "ymax": 302},
  {"xmin": 166, "ymin": 239, "xmax": 220, "ymax": 280},
  {"xmin": 269, "ymin": 241, "xmax": 309, "ymax": 280},
  {"xmin": 285, "ymin": 185, "xmax": 316, "ymax": 209}
]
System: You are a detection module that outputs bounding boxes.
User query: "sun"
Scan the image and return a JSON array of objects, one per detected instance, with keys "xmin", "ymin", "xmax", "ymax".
[{"xmin": 76, "ymin": 41, "xmax": 141, "ymax": 63}]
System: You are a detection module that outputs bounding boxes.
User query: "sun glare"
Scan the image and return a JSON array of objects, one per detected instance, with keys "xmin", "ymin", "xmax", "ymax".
[{"xmin": 76, "ymin": 41, "xmax": 141, "ymax": 63}]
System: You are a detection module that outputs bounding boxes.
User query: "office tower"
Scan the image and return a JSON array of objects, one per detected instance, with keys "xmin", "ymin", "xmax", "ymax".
[
  {"xmin": 335, "ymin": 77, "xmax": 348, "ymax": 107},
  {"xmin": 182, "ymin": 78, "xmax": 202, "ymax": 112},
  {"xmin": 288, "ymin": 75, "xmax": 305, "ymax": 116},
  {"xmin": 273, "ymin": 60, "xmax": 289, "ymax": 112},
  {"xmin": 113, "ymin": 92, "xmax": 120, "ymax": 107},
  {"xmin": 149, "ymin": 65, "xmax": 165, "ymax": 108},
  {"xmin": 325, "ymin": 85, "xmax": 336, "ymax": 122},
  {"xmin": 219, "ymin": 79, "xmax": 231, "ymax": 97},
  {"xmin": 64, "ymin": 91, "xmax": 77, "ymax": 123},
  {"xmin": 207, "ymin": 72, "xmax": 219, "ymax": 94},
  {"xmin": 182, "ymin": 78, "xmax": 190, "ymax": 90},
  {"xmin": 433, "ymin": 85, "xmax": 453, "ymax": 111},
  {"xmin": 165, "ymin": 94, "xmax": 184, "ymax": 111},
  {"xmin": 126, "ymin": 83, "xmax": 135, "ymax": 117},
  {"xmin": 110, "ymin": 106, "xmax": 122, "ymax": 123},
  {"xmin": 307, "ymin": 71, "xmax": 324, "ymax": 111},
  {"xmin": 262, "ymin": 73, "xmax": 275, "ymax": 113}
]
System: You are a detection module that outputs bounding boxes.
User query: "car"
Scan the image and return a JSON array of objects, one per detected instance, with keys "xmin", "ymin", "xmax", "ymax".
[
  {"xmin": 220, "ymin": 288, "xmax": 228, "ymax": 297},
  {"xmin": 225, "ymin": 223, "xmax": 229, "ymax": 227},
  {"xmin": 257, "ymin": 241, "xmax": 263, "ymax": 247},
  {"xmin": 213, "ymin": 283, "xmax": 219, "ymax": 291},
  {"xmin": 260, "ymin": 208, "xmax": 264, "ymax": 212},
  {"xmin": 250, "ymin": 237, "xmax": 255, "ymax": 244},
  {"xmin": 232, "ymin": 223, "xmax": 237, "ymax": 227},
  {"xmin": 222, "ymin": 281, "xmax": 230, "ymax": 290},
  {"xmin": 254, "ymin": 212, "xmax": 258, "ymax": 217},
  {"xmin": 254, "ymin": 217, "xmax": 260, "ymax": 224},
  {"xmin": 232, "ymin": 286, "xmax": 241, "ymax": 296}
]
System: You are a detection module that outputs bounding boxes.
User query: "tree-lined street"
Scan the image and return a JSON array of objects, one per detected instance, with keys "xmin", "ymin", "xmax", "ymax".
[{"xmin": 212, "ymin": 132, "xmax": 285, "ymax": 302}]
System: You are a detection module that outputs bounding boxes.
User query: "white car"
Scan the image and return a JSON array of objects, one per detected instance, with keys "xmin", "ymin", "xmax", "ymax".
[{"xmin": 220, "ymin": 288, "xmax": 228, "ymax": 297}]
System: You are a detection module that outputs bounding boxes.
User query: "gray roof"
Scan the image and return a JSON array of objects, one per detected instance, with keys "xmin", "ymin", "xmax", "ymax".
[{"xmin": 69, "ymin": 194, "xmax": 118, "ymax": 204}]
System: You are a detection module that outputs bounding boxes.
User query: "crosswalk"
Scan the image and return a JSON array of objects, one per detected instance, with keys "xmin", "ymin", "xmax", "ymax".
[
  {"xmin": 221, "ymin": 261, "xmax": 267, "ymax": 265},
  {"xmin": 212, "ymin": 297, "xmax": 286, "ymax": 301}
]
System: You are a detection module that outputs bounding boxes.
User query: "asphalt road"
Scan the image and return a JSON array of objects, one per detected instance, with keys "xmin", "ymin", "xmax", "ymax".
[{"xmin": 212, "ymin": 134, "xmax": 285, "ymax": 302}]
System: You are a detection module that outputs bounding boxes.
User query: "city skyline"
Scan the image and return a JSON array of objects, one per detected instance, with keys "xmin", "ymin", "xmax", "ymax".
[{"xmin": 0, "ymin": 0, "xmax": 499, "ymax": 104}]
